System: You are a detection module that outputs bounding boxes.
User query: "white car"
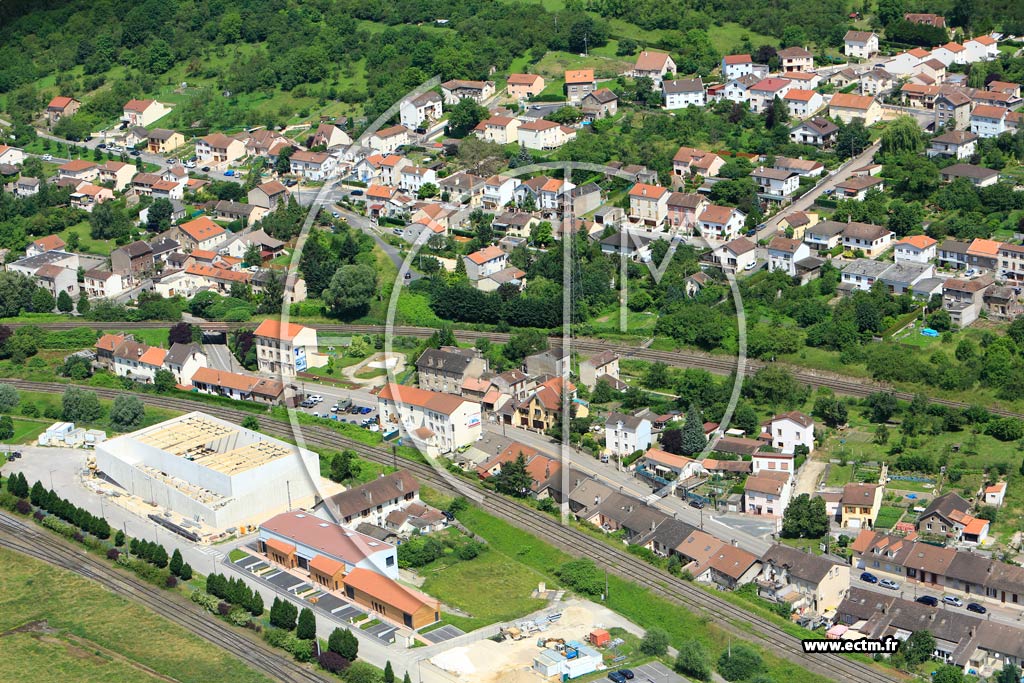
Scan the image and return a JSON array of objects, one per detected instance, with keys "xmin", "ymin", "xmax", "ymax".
[
  {"xmin": 744, "ymin": 260, "xmax": 757, "ymax": 271},
  {"xmin": 942, "ymin": 595, "xmax": 964, "ymax": 607},
  {"xmin": 879, "ymin": 578, "xmax": 900, "ymax": 590},
  {"xmin": 41, "ymin": 154, "xmax": 53, "ymax": 161},
  {"xmin": 309, "ymin": 395, "xmax": 323, "ymax": 403}
]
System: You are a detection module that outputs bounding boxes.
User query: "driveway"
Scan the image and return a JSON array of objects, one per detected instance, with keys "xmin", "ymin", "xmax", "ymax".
[
  {"xmin": 205, "ymin": 343, "xmax": 244, "ymax": 373},
  {"xmin": 757, "ymin": 139, "xmax": 882, "ymax": 239},
  {"xmin": 793, "ymin": 458, "xmax": 826, "ymax": 496}
]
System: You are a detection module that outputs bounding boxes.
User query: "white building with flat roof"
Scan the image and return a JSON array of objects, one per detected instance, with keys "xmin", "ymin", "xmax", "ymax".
[{"xmin": 95, "ymin": 412, "xmax": 321, "ymax": 530}]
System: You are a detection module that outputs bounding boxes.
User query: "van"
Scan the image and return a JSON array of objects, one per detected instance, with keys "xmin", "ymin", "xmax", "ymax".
[
  {"xmin": 599, "ymin": 453, "xmax": 610, "ymax": 464},
  {"xmin": 337, "ymin": 398, "xmax": 352, "ymax": 410}
]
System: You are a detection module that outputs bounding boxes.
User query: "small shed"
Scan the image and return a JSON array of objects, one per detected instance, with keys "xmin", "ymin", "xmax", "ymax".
[{"xmin": 589, "ymin": 628, "xmax": 610, "ymax": 647}]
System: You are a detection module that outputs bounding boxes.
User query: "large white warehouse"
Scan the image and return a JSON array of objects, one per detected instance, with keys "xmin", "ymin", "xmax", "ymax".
[{"xmin": 95, "ymin": 412, "xmax": 322, "ymax": 530}]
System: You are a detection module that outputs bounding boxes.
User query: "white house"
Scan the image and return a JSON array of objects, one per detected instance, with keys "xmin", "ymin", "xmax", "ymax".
[
  {"xmin": 289, "ymin": 151, "xmax": 337, "ymax": 181},
  {"xmin": 931, "ymin": 41, "xmax": 967, "ymax": 66},
  {"xmin": 368, "ymin": 125, "xmax": 412, "ymax": 154},
  {"xmin": 631, "ymin": 51, "xmax": 677, "ymax": 84},
  {"xmin": 464, "ymin": 245, "xmax": 508, "ymax": 283},
  {"xmin": 893, "ymin": 235, "xmax": 937, "ymax": 264},
  {"xmin": 163, "ymin": 342, "xmax": 207, "ymax": 386},
  {"xmin": 0, "ymin": 145, "xmax": 26, "ymax": 167},
  {"xmin": 517, "ymin": 120, "xmax": 576, "ymax": 150},
  {"xmin": 748, "ymin": 78, "xmax": 791, "ymax": 113},
  {"xmin": 482, "ymin": 175, "xmax": 519, "ymax": 210},
  {"xmin": 122, "ymin": 99, "xmax": 171, "ymax": 127},
  {"xmin": 440, "ymin": 80, "xmax": 495, "ymax": 104},
  {"xmin": 844, "ymin": 30, "xmax": 879, "ymax": 59},
  {"xmin": 752, "ymin": 450, "xmax": 796, "ymax": 478},
  {"xmin": 750, "ymin": 167, "xmax": 798, "ymax": 199},
  {"xmin": 195, "ymin": 133, "xmax": 245, "ymax": 168},
  {"xmin": 604, "ymin": 412, "xmax": 652, "ymax": 458},
  {"xmin": 766, "ymin": 411, "xmax": 814, "ymax": 454},
  {"xmin": 699, "ymin": 205, "xmax": 746, "ymax": 243},
  {"xmin": 983, "ymin": 482, "xmax": 1006, "ymax": 507},
  {"xmin": 789, "ymin": 117, "xmax": 839, "ymax": 147},
  {"xmin": 399, "ymin": 91, "xmax": 443, "ymax": 130},
  {"xmin": 970, "ymin": 105, "xmax": 1012, "ymax": 138},
  {"xmin": 782, "ymin": 89, "xmax": 824, "ymax": 118},
  {"xmin": 712, "ymin": 237, "xmax": 757, "ymax": 272},
  {"xmin": 719, "ymin": 74, "xmax": 761, "ymax": 105},
  {"xmin": 377, "ymin": 383, "xmax": 482, "ymax": 455},
  {"xmin": 962, "ymin": 35, "xmax": 999, "ymax": 62},
  {"xmin": 767, "ymin": 236, "xmax": 811, "ymax": 276},
  {"xmin": 398, "ymin": 166, "xmax": 437, "ymax": 195},
  {"xmin": 475, "ymin": 116, "xmax": 521, "ymax": 145},
  {"xmin": 663, "ymin": 78, "xmax": 705, "ymax": 110},
  {"xmin": 928, "ymin": 130, "xmax": 978, "ymax": 159},
  {"xmin": 253, "ymin": 319, "xmax": 324, "ymax": 377},
  {"xmin": 721, "ymin": 55, "xmax": 766, "ymax": 80}
]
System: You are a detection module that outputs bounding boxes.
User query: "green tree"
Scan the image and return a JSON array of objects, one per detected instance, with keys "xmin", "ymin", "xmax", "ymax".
[
  {"xmin": 880, "ymin": 116, "xmax": 922, "ymax": 155},
  {"xmin": 151, "ymin": 544, "xmax": 168, "ymax": 568},
  {"xmin": 556, "ymin": 558, "xmax": 604, "ymax": 596},
  {"xmin": 274, "ymin": 146, "xmax": 294, "ymax": 175},
  {"xmin": 32, "ymin": 288, "xmax": 55, "ymax": 313},
  {"xmin": 813, "ymin": 395, "xmax": 848, "ymax": 428},
  {"xmin": 0, "ymin": 384, "xmax": 19, "ymax": 412},
  {"xmin": 675, "ymin": 640, "xmax": 712, "ymax": 681},
  {"xmin": 88, "ymin": 201, "xmax": 130, "ymax": 240},
  {"xmin": 835, "ymin": 120, "xmax": 871, "ymax": 160},
  {"xmin": 243, "ymin": 242, "xmax": 263, "ymax": 267},
  {"xmin": 531, "ymin": 221, "xmax": 554, "ymax": 247},
  {"xmin": 866, "ymin": 392, "xmax": 898, "ymax": 423},
  {"xmin": 76, "ymin": 292, "xmax": 91, "ymax": 315},
  {"xmin": 639, "ymin": 627, "xmax": 670, "ymax": 656},
  {"xmin": 169, "ymin": 548, "xmax": 183, "ymax": 576},
  {"xmin": 343, "ymin": 662, "xmax": 382, "ymax": 683},
  {"xmin": 717, "ymin": 644, "xmax": 764, "ymax": 682},
  {"xmin": 147, "ymin": 198, "xmax": 173, "ymax": 232},
  {"xmin": 109, "ymin": 394, "xmax": 145, "ymax": 430},
  {"xmin": 900, "ymin": 630, "xmax": 935, "ymax": 666},
  {"xmin": 328, "ymin": 627, "xmax": 358, "ymax": 660},
  {"xmin": 417, "ymin": 183, "xmax": 438, "ymax": 199},
  {"xmin": 447, "ymin": 98, "xmax": 489, "ymax": 137},
  {"xmin": 0, "ymin": 415, "xmax": 13, "ymax": 440},
  {"xmin": 643, "ymin": 361, "xmax": 670, "ymax": 389},
  {"xmin": 242, "ymin": 416, "xmax": 260, "ymax": 430},
  {"xmin": 680, "ymin": 404, "xmax": 707, "ymax": 456},
  {"xmin": 153, "ymin": 369, "xmax": 176, "ymax": 393},
  {"xmin": 323, "ymin": 264, "xmax": 377, "ymax": 317},
  {"xmin": 492, "ymin": 453, "xmax": 533, "ymax": 497},
  {"xmin": 249, "ymin": 591, "xmax": 263, "ymax": 616},
  {"xmin": 403, "ymin": 672, "xmax": 412, "ymax": 683},
  {"xmin": 997, "ymin": 664, "xmax": 1022, "ymax": 683},
  {"xmin": 384, "ymin": 661, "xmax": 395, "ymax": 683},
  {"xmin": 57, "ymin": 290, "xmax": 73, "ymax": 313},
  {"xmin": 296, "ymin": 607, "xmax": 316, "ymax": 640},
  {"xmin": 62, "ymin": 387, "xmax": 103, "ymax": 423},
  {"xmin": 329, "ymin": 449, "xmax": 361, "ymax": 482},
  {"xmin": 781, "ymin": 494, "xmax": 830, "ymax": 538}
]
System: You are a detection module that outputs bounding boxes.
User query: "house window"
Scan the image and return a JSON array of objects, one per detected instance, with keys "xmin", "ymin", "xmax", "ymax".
[{"xmin": 386, "ymin": 556, "xmax": 395, "ymax": 567}]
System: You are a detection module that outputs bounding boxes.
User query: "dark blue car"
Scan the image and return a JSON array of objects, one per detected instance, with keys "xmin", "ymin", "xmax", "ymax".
[{"xmin": 860, "ymin": 572, "xmax": 878, "ymax": 584}]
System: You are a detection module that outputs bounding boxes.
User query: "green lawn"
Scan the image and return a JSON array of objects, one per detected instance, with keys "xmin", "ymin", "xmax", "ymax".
[
  {"xmin": 533, "ymin": 51, "xmax": 633, "ymax": 81},
  {"xmin": 419, "ymin": 542, "xmax": 548, "ymax": 631},
  {"xmin": 60, "ymin": 222, "xmax": 121, "ymax": 257},
  {"xmin": 874, "ymin": 506, "xmax": 904, "ymax": 529},
  {"xmin": 3, "ymin": 418, "xmax": 49, "ymax": 445},
  {"xmin": 825, "ymin": 464, "xmax": 854, "ymax": 486},
  {"xmin": 0, "ymin": 546, "xmax": 271, "ymax": 683},
  {"xmin": 113, "ymin": 328, "xmax": 171, "ymax": 348}
]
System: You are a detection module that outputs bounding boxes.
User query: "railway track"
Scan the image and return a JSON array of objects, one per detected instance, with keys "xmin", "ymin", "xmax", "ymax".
[
  {"xmin": 18, "ymin": 319, "xmax": 1024, "ymax": 419},
  {"xmin": 5, "ymin": 380, "xmax": 899, "ymax": 683},
  {"xmin": 0, "ymin": 511, "xmax": 329, "ymax": 683}
]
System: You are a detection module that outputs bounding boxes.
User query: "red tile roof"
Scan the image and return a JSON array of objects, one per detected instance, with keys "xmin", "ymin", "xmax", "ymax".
[{"xmin": 253, "ymin": 319, "xmax": 309, "ymax": 342}]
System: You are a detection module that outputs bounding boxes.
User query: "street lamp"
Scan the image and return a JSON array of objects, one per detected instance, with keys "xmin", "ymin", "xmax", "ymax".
[{"xmin": 48, "ymin": 469, "xmax": 57, "ymax": 490}]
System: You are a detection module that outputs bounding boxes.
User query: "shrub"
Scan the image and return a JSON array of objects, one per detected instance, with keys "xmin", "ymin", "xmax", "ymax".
[
  {"xmin": 218, "ymin": 602, "xmax": 232, "ymax": 616},
  {"xmin": 228, "ymin": 608, "xmax": 253, "ymax": 627},
  {"xmin": 285, "ymin": 636, "xmax": 313, "ymax": 662},
  {"xmin": 165, "ymin": 575, "xmax": 178, "ymax": 588},
  {"xmin": 107, "ymin": 548, "xmax": 120, "ymax": 561},
  {"xmin": 555, "ymin": 558, "xmax": 604, "ymax": 596},
  {"xmin": 15, "ymin": 499, "xmax": 31, "ymax": 515},
  {"xmin": 318, "ymin": 651, "xmax": 351, "ymax": 674},
  {"xmin": 675, "ymin": 640, "xmax": 712, "ymax": 681},
  {"xmin": 718, "ymin": 644, "xmax": 764, "ymax": 682},
  {"xmin": 639, "ymin": 627, "xmax": 670, "ymax": 656}
]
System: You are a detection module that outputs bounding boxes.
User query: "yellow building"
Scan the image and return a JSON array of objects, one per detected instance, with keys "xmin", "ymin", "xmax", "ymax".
[
  {"xmin": 840, "ymin": 483, "xmax": 882, "ymax": 529},
  {"xmin": 779, "ymin": 211, "xmax": 819, "ymax": 240}
]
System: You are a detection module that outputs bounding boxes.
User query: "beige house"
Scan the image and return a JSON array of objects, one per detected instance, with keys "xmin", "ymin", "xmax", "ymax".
[
  {"xmin": 98, "ymin": 161, "xmax": 136, "ymax": 191},
  {"xmin": 196, "ymin": 133, "xmax": 246, "ymax": 167},
  {"xmin": 840, "ymin": 484, "xmax": 883, "ymax": 529},
  {"xmin": 628, "ymin": 183, "xmax": 669, "ymax": 228},
  {"xmin": 122, "ymin": 99, "xmax": 171, "ymax": 128},
  {"xmin": 758, "ymin": 544, "xmax": 850, "ymax": 615},
  {"xmin": 440, "ymin": 79, "xmax": 495, "ymax": 105},
  {"xmin": 377, "ymin": 383, "xmax": 482, "ymax": 455},
  {"xmin": 46, "ymin": 96, "xmax": 80, "ymax": 126},
  {"xmin": 517, "ymin": 120, "xmax": 576, "ymax": 150},
  {"xmin": 475, "ymin": 116, "xmax": 521, "ymax": 145},
  {"xmin": 147, "ymin": 129, "xmax": 185, "ymax": 154},
  {"xmin": 415, "ymin": 346, "xmax": 487, "ymax": 394},
  {"xmin": 506, "ymin": 73, "xmax": 545, "ymax": 99},
  {"xmin": 828, "ymin": 93, "xmax": 882, "ymax": 125}
]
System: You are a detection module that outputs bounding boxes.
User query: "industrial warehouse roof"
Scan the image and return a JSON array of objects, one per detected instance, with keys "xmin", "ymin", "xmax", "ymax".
[{"xmin": 114, "ymin": 412, "xmax": 300, "ymax": 475}]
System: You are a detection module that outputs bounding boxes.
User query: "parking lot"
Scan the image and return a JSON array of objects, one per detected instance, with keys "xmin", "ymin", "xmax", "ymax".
[
  {"xmin": 421, "ymin": 624, "xmax": 465, "ymax": 644},
  {"xmin": 623, "ymin": 661, "xmax": 685, "ymax": 682},
  {"xmin": 297, "ymin": 395, "xmax": 380, "ymax": 431}
]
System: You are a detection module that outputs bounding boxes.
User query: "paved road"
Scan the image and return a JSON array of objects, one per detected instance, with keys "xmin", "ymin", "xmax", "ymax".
[
  {"xmin": 757, "ymin": 139, "xmax": 883, "ymax": 240},
  {"xmin": 205, "ymin": 343, "xmax": 245, "ymax": 373},
  {"xmin": 855, "ymin": 576, "xmax": 1024, "ymax": 629},
  {"xmin": 486, "ymin": 422, "xmax": 777, "ymax": 555}
]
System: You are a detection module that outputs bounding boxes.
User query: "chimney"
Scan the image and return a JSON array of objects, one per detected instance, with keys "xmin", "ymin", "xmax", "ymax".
[
  {"xmin": 395, "ymin": 476, "xmax": 403, "ymax": 492},
  {"xmin": 594, "ymin": 495, "xmax": 601, "ymax": 506},
  {"xmin": 732, "ymin": 538, "xmax": 739, "ymax": 547},
  {"xmin": 650, "ymin": 520, "xmax": 656, "ymax": 531}
]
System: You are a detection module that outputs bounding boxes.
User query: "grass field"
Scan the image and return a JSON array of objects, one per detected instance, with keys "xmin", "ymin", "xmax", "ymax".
[
  {"xmin": 0, "ymin": 546, "xmax": 271, "ymax": 683},
  {"xmin": 825, "ymin": 463, "xmax": 854, "ymax": 486},
  {"xmin": 419, "ymin": 545, "xmax": 548, "ymax": 631},
  {"xmin": 874, "ymin": 506, "xmax": 904, "ymax": 529},
  {"xmin": 533, "ymin": 51, "xmax": 633, "ymax": 81},
  {"xmin": 59, "ymin": 222, "xmax": 122, "ymax": 257},
  {"xmin": 2, "ymin": 418, "xmax": 49, "ymax": 444}
]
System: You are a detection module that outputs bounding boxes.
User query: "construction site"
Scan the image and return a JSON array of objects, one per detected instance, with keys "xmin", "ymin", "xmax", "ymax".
[{"xmin": 426, "ymin": 602, "xmax": 642, "ymax": 683}]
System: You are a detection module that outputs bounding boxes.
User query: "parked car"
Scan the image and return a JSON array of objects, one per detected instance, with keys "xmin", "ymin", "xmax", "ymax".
[
  {"xmin": 879, "ymin": 578, "xmax": 900, "ymax": 590},
  {"xmin": 860, "ymin": 572, "xmax": 879, "ymax": 584},
  {"xmin": 41, "ymin": 154, "xmax": 53, "ymax": 161},
  {"xmin": 201, "ymin": 166, "xmax": 211, "ymax": 172},
  {"xmin": 350, "ymin": 189, "xmax": 364, "ymax": 196},
  {"xmin": 130, "ymin": 149, "xmax": 141, "ymax": 156},
  {"xmin": 309, "ymin": 395, "xmax": 323, "ymax": 403},
  {"xmin": 608, "ymin": 673, "xmax": 627, "ymax": 683},
  {"xmin": 942, "ymin": 596, "xmax": 964, "ymax": 607},
  {"xmin": 12, "ymin": 452, "xmax": 21, "ymax": 458},
  {"xmin": 6, "ymin": 454, "xmax": 14, "ymax": 462},
  {"xmin": 97, "ymin": 143, "xmax": 107, "ymax": 149},
  {"xmin": 688, "ymin": 499, "xmax": 705, "ymax": 509},
  {"xmin": 915, "ymin": 595, "xmax": 938, "ymax": 607},
  {"xmin": 337, "ymin": 398, "xmax": 352, "ymax": 410},
  {"xmin": 442, "ymin": 510, "xmax": 455, "ymax": 522},
  {"xmin": 224, "ymin": 170, "xmax": 235, "ymax": 176},
  {"xmin": 618, "ymin": 670, "xmax": 634, "ymax": 680},
  {"xmin": 966, "ymin": 602, "xmax": 987, "ymax": 614},
  {"xmin": 744, "ymin": 260, "xmax": 757, "ymax": 271},
  {"xmin": 360, "ymin": 406, "xmax": 372, "ymax": 415},
  {"xmin": 331, "ymin": 211, "xmax": 340, "ymax": 218}
]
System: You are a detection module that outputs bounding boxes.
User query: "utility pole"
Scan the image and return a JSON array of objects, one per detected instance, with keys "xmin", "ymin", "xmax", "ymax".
[{"xmin": 286, "ymin": 480, "xmax": 292, "ymax": 511}]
